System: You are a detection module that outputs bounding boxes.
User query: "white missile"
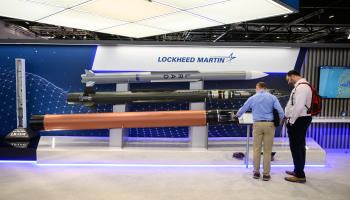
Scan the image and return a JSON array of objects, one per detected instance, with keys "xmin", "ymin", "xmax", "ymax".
[{"xmin": 81, "ymin": 70, "xmax": 268, "ymax": 85}]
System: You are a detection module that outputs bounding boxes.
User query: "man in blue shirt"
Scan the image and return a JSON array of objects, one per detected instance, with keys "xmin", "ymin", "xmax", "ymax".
[{"xmin": 236, "ymin": 82, "xmax": 284, "ymax": 181}]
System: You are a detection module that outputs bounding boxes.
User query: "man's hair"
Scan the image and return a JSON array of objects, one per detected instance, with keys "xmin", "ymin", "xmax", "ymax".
[
  {"xmin": 256, "ymin": 82, "xmax": 267, "ymax": 89},
  {"xmin": 287, "ymin": 70, "xmax": 301, "ymax": 77}
]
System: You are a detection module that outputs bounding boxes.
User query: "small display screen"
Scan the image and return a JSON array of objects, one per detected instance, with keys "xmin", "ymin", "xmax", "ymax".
[{"xmin": 319, "ymin": 66, "xmax": 350, "ymax": 98}]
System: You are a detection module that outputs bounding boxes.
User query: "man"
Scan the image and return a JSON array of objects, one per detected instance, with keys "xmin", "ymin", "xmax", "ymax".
[
  {"xmin": 284, "ymin": 70, "xmax": 312, "ymax": 183},
  {"xmin": 236, "ymin": 82, "xmax": 284, "ymax": 181}
]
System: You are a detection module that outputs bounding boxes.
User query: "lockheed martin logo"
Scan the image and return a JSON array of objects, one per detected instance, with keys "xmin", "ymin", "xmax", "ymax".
[{"xmin": 157, "ymin": 52, "xmax": 236, "ymax": 64}]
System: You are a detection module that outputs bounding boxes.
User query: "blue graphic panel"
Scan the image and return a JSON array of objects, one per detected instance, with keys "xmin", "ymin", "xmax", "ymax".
[{"xmin": 0, "ymin": 44, "xmax": 112, "ymax": 137}]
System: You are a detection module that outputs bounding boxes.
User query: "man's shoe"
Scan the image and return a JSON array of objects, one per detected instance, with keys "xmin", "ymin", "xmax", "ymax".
[
  {"xmin": 263, "ymin": 175, "xmax": 271, "ymax": 181},
  {"xmin": 284, "ymin": 176, "xmax": 306, "ymax": 183},
  {"xmin": 285, "ymin": 170, "xmax": 296, "ymax": 176},
  {"xmin": 253, "ymin": 172, "xmax": 260, "ymax": 179}
]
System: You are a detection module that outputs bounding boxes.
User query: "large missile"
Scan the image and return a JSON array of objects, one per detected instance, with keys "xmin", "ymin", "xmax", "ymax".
[
  {"xmin": 81, "ymin": 70, "xmax": 268, "ymax": 85},
  {"xmin": 67, "ymin": 89, "xmax": 288, "ymax": 107},
  {"xmin": 67, "ymin": 89, "xmax": 257, "ymax": 107},
  {"xmin": 29, "ymin": 110, "xmax": 238, "ymax": 132}
]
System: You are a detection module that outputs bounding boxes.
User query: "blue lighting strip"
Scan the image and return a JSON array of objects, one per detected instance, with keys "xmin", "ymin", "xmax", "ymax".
[
  {"xmin": 0, "ymin": 160, "xmax": 37, "ymax": 164},
  {"xmin": 0, "ymin": 161, "xmax": 325, "ymax": 168},
  {"xmin": 35, "ymin": 164, "xmax": 326, "ymax": 168}
]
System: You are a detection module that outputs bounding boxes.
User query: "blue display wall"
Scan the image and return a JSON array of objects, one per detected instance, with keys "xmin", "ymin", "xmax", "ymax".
[
  {"xmin": 0, "ymin": 44, "xmax": 291, "ymax": 139},
  {"xmin": 0, "ymin": 45, "xmax": 113, "ymax": 137}
]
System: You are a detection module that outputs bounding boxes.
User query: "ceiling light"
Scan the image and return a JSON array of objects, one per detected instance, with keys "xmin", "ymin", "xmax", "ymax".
[
  {"xmin": 0, "ymin": 0, "xmax": 295, "ymax": 38},
  {"xmin": 276, "ymin": 36, "xmax": 280, "ymax": 39},
  {"xmin": 245, "ymin": 35, "xmax": 249, "ymax": 38},
  {"xmin": 76, "ymin": 0, "xmax": 178, "ymax": 22},
  {"xmin": 39, "ymin": 9, "xmax": 127, "ymax": 31},
  {"xmin": 154, "ymin": 0, "xmax": 225, "ymax": 9},
  {"xmin": 138, "ymin": 12, "xmax": 220, "ymax": 33},
  {"xmin": 28, "ymin": 0, "xmax": 89, "ymax": 8},
  {"xmin": 98, "ymin": 23, "xmax": 170, "ymax": 38},
  {"xmin": 0, "ymin": 0, "xmax": 64, "ymax": 21}
]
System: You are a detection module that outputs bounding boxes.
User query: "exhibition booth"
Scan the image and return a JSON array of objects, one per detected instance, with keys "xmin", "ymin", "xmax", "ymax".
[{"xmin": 1, "ymin": 42, "xmax": 349, "ymax": 167}]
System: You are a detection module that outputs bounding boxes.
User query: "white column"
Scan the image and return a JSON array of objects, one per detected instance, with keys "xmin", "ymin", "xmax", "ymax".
[
  {"xmin": 189, "ymin": 81, "xmax": 208, "ymax": 149},
  {"xmin": 109, "ymin": 83, "xmax": 129, "ymax": 148}
]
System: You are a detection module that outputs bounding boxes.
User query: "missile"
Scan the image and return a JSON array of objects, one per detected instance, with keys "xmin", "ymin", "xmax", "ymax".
[
  {"xmin": 67, "ymin": 89, "xmax": 257, "ymax": 107},
  {"xmin": 29, "ymin": 110, "xmax": 238, "ymax": 132},
  {"xmin": 67, "ymin": 89, "xmax": 288, "ymax": 107},
  {"xmin": 81, "ymin": 70, "xmax": 268, "ymax": 85}
]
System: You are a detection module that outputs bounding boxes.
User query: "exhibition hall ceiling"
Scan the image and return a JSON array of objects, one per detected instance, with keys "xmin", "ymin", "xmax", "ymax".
[
  {"xmin": 0, "ymin": 0, "xmax": 293, "ymax": 38},
  {"xmin": 0, "ymin": 0, "xmax": 350, "ymax": 43}
]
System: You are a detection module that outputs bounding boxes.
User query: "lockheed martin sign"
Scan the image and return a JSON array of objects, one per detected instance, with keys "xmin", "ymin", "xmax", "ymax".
[{"xmin": 92, "ymin": 46, "xmax": 300, "ymax": 73}]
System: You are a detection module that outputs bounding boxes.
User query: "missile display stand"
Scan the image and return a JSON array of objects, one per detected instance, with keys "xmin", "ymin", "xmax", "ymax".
[
  {"xmin": 36, "ymin": 73, "xmax": 326, "ymax": 166},
  {"xmin": 108, "ymin": 81, "xmax": 209, "ymax": 149},
  {"xmin": 6, "ymin": 58, "xmax": 36, "ymax": 140},
  {"xmin": 109, "ymin": 83, "xmax": 129, "ymax": 148},
  {"xmin": 189, "ymin": 81, "xmax": 208, "ymax": 149}
]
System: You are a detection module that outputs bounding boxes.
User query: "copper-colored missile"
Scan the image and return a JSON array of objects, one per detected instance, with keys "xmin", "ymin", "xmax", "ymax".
[
  {"xmin": 30, "ymin": 110, "xmax": 238, "ymax": 131},
  {"xmin": 41, "ymin": 111, "xmax": 206, "ymax": 131}
]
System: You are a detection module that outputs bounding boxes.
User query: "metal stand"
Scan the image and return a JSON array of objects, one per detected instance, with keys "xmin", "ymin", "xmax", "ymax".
[
  {"xmin": 109, "ymin": 83, "xmax": 129, "ymax": 148},
  {"xmin": 189, "ymin": 81, "xmax": 208, "ymax": 149},
  {"xmin": 245, "ymin": 125, "xmax": 251, "ymax": 168},
  {"xmin": 6, "ymin": 58, "xmax": 36, "ymax": 140}
]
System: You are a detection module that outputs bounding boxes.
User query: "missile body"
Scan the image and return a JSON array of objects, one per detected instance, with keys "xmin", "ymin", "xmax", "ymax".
[
  {"xmin": 29, "ymin": 110, "xmax": 238, "ymax": 131},
  {"xmin": 81, "ymin": 70, "xmax": 268, "ymax": 85},
  {"xmin": 67, "ymin": 89, "xmax": 255, "ymax": 106}
]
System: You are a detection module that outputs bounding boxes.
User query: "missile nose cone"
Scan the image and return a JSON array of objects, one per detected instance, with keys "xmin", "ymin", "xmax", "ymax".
[{"xmin": 246, "ymin": 71, "xmax": 268, "ymax": 79}]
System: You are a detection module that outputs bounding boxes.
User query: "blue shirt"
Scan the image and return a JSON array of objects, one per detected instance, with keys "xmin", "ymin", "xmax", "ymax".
[{"xmin": 236, "ymin": 90, "xmax": 284, "ymax": 122}]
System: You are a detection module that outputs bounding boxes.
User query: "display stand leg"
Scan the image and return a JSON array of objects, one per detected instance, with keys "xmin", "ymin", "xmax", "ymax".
[
  {"xmin": 109, "ymin": 83, "xmax": 129, "ymax": 148},
  {"xmin": 189, "ymin": 81, "xmax": 208, "ymax": 149},
  {"xmin": 245, "ymin": 125, "xmax": 251, "ymax": 168}
]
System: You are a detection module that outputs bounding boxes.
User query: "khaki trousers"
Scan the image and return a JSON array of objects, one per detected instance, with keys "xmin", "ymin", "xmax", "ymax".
[{"xmin": 252, "ymin": 122, "xmax": 275, "ymax": 175}]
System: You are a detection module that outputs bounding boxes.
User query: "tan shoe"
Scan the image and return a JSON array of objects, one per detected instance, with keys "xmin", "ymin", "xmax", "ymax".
[{"xmin": 284, "ymin": 176, "xmax": 306, "ymax": 183}]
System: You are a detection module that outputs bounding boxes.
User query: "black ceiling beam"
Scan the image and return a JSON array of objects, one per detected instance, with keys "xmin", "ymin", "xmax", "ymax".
[{"xmin": 252, "ymin": 9, "xmax": 325, "ymax": 41}]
